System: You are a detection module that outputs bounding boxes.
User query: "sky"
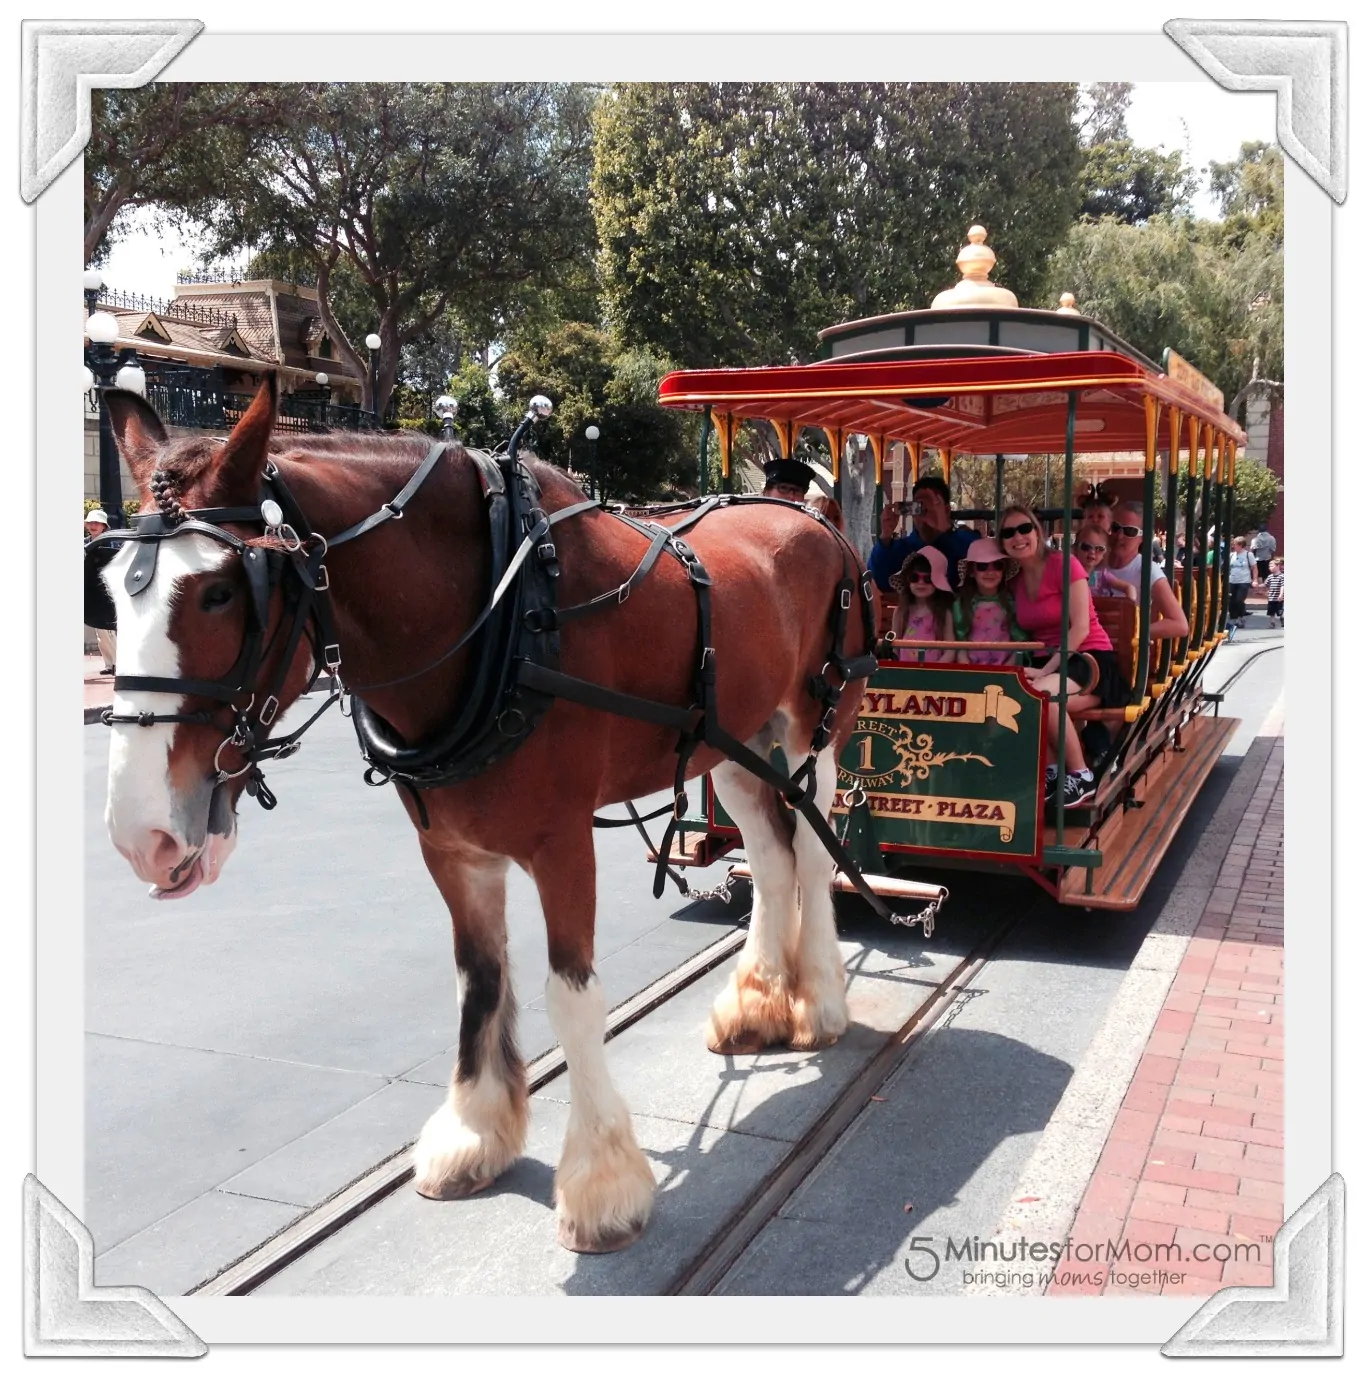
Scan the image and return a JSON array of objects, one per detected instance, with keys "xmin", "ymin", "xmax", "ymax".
[{"xmin": 98, "ymin": 81, "xmax": 1278, "ymax": 303}]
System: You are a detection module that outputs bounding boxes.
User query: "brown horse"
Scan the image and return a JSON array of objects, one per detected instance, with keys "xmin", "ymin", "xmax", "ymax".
[{"xmin": 98, "ymin": 376, "xmax": 871, "ymax": 1253}]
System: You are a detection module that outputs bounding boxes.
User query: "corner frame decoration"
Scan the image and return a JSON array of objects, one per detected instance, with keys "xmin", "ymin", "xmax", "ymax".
[{"xmin": 23, "ymin": 14, "xmax": 1343, "ymax": 1354}]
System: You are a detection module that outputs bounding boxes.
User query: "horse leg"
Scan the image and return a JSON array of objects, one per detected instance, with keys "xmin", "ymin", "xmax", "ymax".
[
  {"xmin": 412, "ymin": 844, "xmax": 528, "ymax": 1199},
  {"xmin": 706, "ymin": 730, "xmax": 801, "ymax": 1053},
  {"xmin": 783, "ymin": 742, "xmax": 849, "ymax": 1049},
  {"xmin": 531, "ymin": 827, "xmax": 655, "ymax": 1253}
]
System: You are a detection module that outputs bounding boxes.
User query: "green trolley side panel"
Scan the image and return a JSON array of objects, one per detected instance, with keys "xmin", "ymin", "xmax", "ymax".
[{"xmin": 834, "ymin": 664, "xmax": 1047, "ymax": 862}]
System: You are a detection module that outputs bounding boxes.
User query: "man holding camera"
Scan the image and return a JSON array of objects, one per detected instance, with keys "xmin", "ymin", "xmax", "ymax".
[{"xmin": 870, "ymin": 474, "xmax": 976, "ymax": 591}]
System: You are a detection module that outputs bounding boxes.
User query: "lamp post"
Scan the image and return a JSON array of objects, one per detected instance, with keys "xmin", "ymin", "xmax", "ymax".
[
  {"xmin": 315, "ymin": 371, "xmax": 330, "ymax": 428},
  {"xmin": 83, "ymin": 271, "xmax": 125, "ymax": 524},
  {"xmin": 365, "ymin": 332, "xmax": 382, "ymax": 428},
  {"xmin": 435, "ymin": 394, "xmax": 458, "ymax": 442},
  {"xmin": 584, "ymin": 423, "xmax": 600, "ymax": 500}
]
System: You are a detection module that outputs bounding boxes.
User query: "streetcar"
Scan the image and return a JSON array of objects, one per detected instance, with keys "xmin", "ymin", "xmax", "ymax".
[{"xmin": 653, "ymin": 227, "xmax": 1244, "ymax": 911}]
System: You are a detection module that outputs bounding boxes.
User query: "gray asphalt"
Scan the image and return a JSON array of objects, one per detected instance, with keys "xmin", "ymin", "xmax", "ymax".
[{"xmin": 86, "ymin": 638, "xmax": 1282, "ymax": 1296}]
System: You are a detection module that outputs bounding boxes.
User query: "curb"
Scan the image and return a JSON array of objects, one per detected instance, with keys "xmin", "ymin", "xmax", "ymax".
[{"xmin": 967, "ymin": 724, "xmax": 1284, "ymax": 1294}]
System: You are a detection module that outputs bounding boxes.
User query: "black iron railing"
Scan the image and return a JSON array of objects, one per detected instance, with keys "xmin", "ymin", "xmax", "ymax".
[{"xmin": 95, "ymin": 290, "xmax": 239, "ymax": 331}]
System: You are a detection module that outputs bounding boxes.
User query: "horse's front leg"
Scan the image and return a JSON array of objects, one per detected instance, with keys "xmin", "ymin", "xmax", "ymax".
[
  {"xmin": 412, "ymin": 841, "xmax": 529, "ymax": 1199},
  {"xmin": 531, "ymin": 823, "xmax": 655, "ymax": 1253}
]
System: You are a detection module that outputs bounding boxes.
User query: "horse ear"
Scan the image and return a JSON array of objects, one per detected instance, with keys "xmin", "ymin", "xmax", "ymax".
[
  {"xmin": 214, "ymin": 371, "xmax": 278, "ymax": 493},
  {"xmin": 104, "ymin": 390, "xmax": 169, "ymax": 491}
]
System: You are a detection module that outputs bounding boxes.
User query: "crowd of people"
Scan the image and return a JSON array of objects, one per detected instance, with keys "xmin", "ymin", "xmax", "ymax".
[{"xmin": 870, "ymin": 479, "xmax": 1284, "ymax": 809}]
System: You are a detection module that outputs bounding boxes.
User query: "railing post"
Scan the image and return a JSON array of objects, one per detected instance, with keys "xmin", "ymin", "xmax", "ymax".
[
  {"xmin": 1052, "ymin": 390, "xmax": 1077, "ymax": 843},
  {"xmin": 1162, "ymin": 407, "xmax": 1182, "ymax": 681},
  {"xmin": 1133, "ymin": 394, "xmax": 1158, "ymax": 703}
]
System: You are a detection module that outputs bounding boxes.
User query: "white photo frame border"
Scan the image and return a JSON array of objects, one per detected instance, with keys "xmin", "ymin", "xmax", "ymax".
[{"xmin": 30, "ymin": 22, "xmax": 1335, "ymax": 1350}]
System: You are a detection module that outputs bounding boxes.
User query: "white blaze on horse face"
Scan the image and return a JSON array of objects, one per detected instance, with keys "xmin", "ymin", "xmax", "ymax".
[{"xmin": 102, "ymin": 533, "xmax": 234, "ymax": 892}]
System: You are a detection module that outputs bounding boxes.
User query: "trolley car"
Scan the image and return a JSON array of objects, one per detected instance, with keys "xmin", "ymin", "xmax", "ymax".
[{"xmin": 653, "ymin": 227, "xmax": 1244, "ymax": 911}]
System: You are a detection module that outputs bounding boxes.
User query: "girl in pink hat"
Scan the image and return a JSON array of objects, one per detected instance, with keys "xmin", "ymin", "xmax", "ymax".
[
  {"xmin": 890, "ymin": 548, "xmax": 956, "ymax": 663},
  {"xmin": 953, "ymin": 537, "xmax": 1028, "ymax": 666}
]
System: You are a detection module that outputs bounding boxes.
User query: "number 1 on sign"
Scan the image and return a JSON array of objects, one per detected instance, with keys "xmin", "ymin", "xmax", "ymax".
[{"xmin": 856, "ymin": 736, "xmax": 875, "ymax": 771}]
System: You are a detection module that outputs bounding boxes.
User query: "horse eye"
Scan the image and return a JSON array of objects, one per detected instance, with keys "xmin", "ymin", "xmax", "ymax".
[{"xmin": 201, "ymin": 582, "xmax": 236, "ymax": 612}]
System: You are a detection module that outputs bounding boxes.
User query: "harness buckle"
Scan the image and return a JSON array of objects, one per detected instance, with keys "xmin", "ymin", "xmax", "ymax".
[
  {"xmin": 324, "ymin": 643, "xmax": 342, "ymax": 672},
  {"xmin": 617, "ymin": 581, "xmax": 631, "ymax": 604},
  {"xmin": 259, "ymin": 695, "xmax": 280, "ymax": 728},
  {"xmin": 314, "ymin": 564, "xmax": 330, "ymax": 592},
  {"xmin": 840, "ymin": 588, "xmax": 853, "ymax": 610},
  {"xmin": 383, "ymin": 502, "xmax": 404, "ymax": 521},
  {"xmin": 537, "ymin": 541, "xmax": 557, "ymax": 563}
]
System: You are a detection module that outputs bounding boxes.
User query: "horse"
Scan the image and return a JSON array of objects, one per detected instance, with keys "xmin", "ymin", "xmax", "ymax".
[{"xmin": 97, "ymin": 374, "xmax": 874, "ymax": 1254}]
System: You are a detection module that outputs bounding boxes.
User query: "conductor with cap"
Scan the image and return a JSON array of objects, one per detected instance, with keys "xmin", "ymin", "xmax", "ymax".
[{"xmin": 761, "ymin": 455, "xmax": 845, "ymax": 530}]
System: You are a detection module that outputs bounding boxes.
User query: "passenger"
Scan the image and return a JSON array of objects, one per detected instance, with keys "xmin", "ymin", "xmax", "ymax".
[
  {"xmin": 1074, "ymin": 523, "xmax": 1136, "ymax": 601},
  {"xmin": 1226, "ymin": 535, "xmax": 1257, "ymax": 627},
  {"xmin": 871, "ymin": 474, "xmax": 976, "ymax": 591},
  {"xmin": 1077, "ymin": 485, "xmax": 1114, "ymax": 537},
  {"xmin": 889, "ymin": 548, "xmax": 956, "ymax": 663},
  {"xmin": 953, "ymin": 537, "xmax": 1028, "ymax": 666},
  {"xmin": 1264, "ymin": 558, "xmax": 1284, "ymax": 626},
  {"xmin": 999, "ymin": 506, "xmax": 1127, "ymax": 807},
  {"xmin": 1103, "ymin": 503, "xmax": 1190, "ymax": 640}
]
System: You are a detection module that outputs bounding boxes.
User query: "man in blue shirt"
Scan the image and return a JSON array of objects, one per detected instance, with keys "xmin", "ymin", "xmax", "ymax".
[{"xmin": 869, "ymin": 474, "xmax": 976, "ymax": 590}]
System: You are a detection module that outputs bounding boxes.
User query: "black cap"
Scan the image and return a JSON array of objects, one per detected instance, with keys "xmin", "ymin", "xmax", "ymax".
[{"xmin": 763, "ymin": 456, "xmax": 816, "ymax": 492}]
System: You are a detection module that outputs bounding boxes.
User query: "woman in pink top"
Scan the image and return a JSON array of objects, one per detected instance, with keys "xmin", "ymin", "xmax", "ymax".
[{"xmin": 1000, "ymin": 506, "xmax": 1126, "ymax": 807}]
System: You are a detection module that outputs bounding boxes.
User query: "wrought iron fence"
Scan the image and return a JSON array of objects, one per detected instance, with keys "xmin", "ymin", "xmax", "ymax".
[{"xmin": 95, "ymin": 290, "xmax": 238, "ymax": 331}]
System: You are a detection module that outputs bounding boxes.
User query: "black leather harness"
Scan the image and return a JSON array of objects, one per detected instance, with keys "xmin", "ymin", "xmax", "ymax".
[{"xmin": 92, "ymin": 420, "xmax": 939, "ymax": 932}]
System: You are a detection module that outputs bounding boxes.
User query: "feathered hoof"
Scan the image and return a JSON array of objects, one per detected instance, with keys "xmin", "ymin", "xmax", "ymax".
[
  {"xmin": 555, "ymin": 1120, "xmax": 656, "ymax": 1256},
  {"xmin": 705, "ymin": 964, "xmax": 794, "ymax": 1053},
  {"xmin": 411, "ymin": 1097, "xmax": 521, "ymax": 1200},
  {"xmin": 788, "ymin": 973, "xmax": 849, "ymax": 1051}
]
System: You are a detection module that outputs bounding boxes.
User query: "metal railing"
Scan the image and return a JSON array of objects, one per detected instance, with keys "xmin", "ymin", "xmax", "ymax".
[{"xmin": 95, "ymin": 290, "xmax": 239, "ymax": 331}]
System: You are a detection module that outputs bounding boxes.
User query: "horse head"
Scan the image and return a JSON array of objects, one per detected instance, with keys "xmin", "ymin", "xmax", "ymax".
[{"xmin": 101, "ymin": 374, "xmax": 315, "ymax": 900}]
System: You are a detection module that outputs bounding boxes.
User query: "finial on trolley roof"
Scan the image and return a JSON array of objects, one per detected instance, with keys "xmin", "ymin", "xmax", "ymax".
[
  {"xmin": 930, "ymin": 225, "xmax": 1019, "ymax": 310},
  {"xmin": 1056, "ymin": 292, "xmax": 1081, "ymax": 316}
]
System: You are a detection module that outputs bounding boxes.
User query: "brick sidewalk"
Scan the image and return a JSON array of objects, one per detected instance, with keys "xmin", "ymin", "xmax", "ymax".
[
  {"xmin": 84, "ymin": 652, "xmax": 114, "ymax": 713},
  {"xmin": 1047, "ymin": 741, "xmax": 1284, "ymax": 1298}
]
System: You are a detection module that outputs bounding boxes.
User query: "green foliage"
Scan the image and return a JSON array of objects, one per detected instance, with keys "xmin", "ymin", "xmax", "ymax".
[
  {"xmin": 1044, "ymin": 215, "xmax": 1282, "ymax": 408},
  {"xmin": 1077, "ymin": 83, "xmax": 1133, "ymax": 144},
  {"xmin": 1230, "ymin": 458, "xmax": 1282, "ymax": 534},
  {"xmin": 85, "ymin": 84, "xmax": 289, "ymax": 264},
  {"xmin": 591, "ymin": 82, "xmax": 1082, "ymax": 367},
  {"xmin": 1206, "ymin": 142, "xmax": 1284, "ymax": 249},
  {"xmin": 496, "ymin": 324, "xmax": 696, "ymax": 501},
  {"xmin": 208, "ymin": 83, "xmax": 597, "ymax": 418},
  {"xmin": 1077, "ymin": 139, "xmax": 1197, "ymax": 224}
]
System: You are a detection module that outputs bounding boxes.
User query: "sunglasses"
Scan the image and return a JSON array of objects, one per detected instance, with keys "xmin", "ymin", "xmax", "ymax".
[
  {"xmin": 1110, "ymin": 523, "xmax": 1143, "ymax": 537},
  {"xmin": 999, "ymin": 521, "xmax": 1036, "ymax": 538},
  {"xmin": 1076, "ymin": 542, "xmax": 1107, "ymax": 555},
  {"xmin": 972, "ymin": 560, "xmax": 1006, "ymax": 571},
  {"xmin": 908, "ymin": 571, "xmax": 934, "ymax": 583}
]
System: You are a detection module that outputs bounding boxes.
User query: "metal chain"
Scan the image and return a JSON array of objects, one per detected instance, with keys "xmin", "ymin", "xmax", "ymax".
[
  {"xmin": 891, "ymin": 899, "xmax": 941, "ymax": 938},
  {"xmin": 687, "ymin": 871, "xmax": 736, "ymax": 905}
]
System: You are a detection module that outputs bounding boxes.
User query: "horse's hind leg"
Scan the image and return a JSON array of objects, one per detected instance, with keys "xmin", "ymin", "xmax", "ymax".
[
  {"xmin": 413, "ymin": 844, "xmax": 528, "ymax": 1199},
  {"xmin": 532, "ymin": 826, "xmax": 655, "ymax": 1253},
  {"xmin": 783, "ymin": 742, "xmax": 849, "ymax": 1049},
  {"xmin": 707, "ymin": 730, "xmax": 801, "ymax": 1053}
]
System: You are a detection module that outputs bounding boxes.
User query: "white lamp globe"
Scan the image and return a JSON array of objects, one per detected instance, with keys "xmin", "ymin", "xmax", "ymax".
[
  {"xmin": 81, "ymin": 366, "xmax": 95, "ymax": 391},
  {"xmin": 365, "ymin": 333, "xmax": 382, "ymax": 352},
  {"xmin": 585, "ymin": 425, "xmax": 600, "ymax": 441},
  {"xmin": 86, "ymin": 311, "xmax": 120, "ymax": 345},
  {"xmin": 434, "ymin": 394, "xmax": 458, "ymax": 419},
  {"xmin": 315, "ymin": 372, "xmax": 330, "ymax": 386},
  {"xmin": 82, "ymin": 269, "xmax": 105, "ymax": 293},
  {"xmin": 115, "ymin": 363, "xmax": 147, "ymax": 395}
]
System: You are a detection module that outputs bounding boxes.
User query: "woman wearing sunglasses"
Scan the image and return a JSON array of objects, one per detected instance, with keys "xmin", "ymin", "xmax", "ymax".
[
  {"xmin": 952, "ymin": 537, "xmax": 1028, "ymax": 666},
  {"xmin": 1104, "ymin": 502, "xmax": 1190, "ymax": 641},
  {"xmin": 1000, "ymin": 507, "xmax": 1127, "ymax": 807}
]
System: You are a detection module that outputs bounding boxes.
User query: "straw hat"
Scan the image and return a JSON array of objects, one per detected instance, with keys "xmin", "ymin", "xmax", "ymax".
[{"xmin": 891, "ymin": 545, "xmax": 953, "ymax": 594}]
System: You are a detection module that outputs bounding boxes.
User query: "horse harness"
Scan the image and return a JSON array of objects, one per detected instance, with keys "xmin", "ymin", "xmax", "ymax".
[{"xmin": 92, "ymin": 425, "xmax": 940, "ymax": 933}]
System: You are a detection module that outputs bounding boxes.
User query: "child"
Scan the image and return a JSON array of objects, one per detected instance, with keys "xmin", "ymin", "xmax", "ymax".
[
  {"xmin": 1265, "ymin": 558, "xmax": 1284, "ymax": 626},
  {"xmin": 1077, "ymin": 483, "xmax": 1114, "ymax": 538},
  {"xmin": 953, "ymin": 537, "xmax": 1029, "ymax": 665},
  {"xmin": 890, "ymin": 548, "xmax": 956, "ymax": 662},
  {"xmin": 1074, "ymin": 523, "xmax": 1137, "ymax": 602}
]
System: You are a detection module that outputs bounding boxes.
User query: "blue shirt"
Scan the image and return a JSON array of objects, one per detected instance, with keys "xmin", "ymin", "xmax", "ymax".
[{"xmin": 869, "ymin": 527, "xmax": 977, "ymax": 591}]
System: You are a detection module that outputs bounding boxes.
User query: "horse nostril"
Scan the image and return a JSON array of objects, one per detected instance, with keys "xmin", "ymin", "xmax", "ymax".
[{"xmin": 146, "ymin": 830, "xmax": 185, "ymax": 875}]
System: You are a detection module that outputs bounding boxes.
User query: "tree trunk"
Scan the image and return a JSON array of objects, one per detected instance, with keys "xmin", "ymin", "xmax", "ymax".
[{"xmin": 842, "ymin": 437, "xmax": 876, "ymax": 563}]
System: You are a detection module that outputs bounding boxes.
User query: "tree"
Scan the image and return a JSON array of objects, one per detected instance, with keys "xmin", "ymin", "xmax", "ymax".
[
  {"xmin": 592, "ymin": 82, "xmax": 1083, "ymax": 368},
  {"xmin": 85, "ymin": 84, "xmax": 288, "ymax": 265},
  {"xmin": 1077, "ymin": 139, "xmax": 1197, "ymax": 224},
  {"xmin": 495, "ymin": 324, "xmax": 696, "ymax": 501},
  {"xmin": 1077, "ymin": 83, "xmax": 1133, "ymax": 144},
  {"xmin": 1230, "ymin": 457, "xmax": 1282, "ymax": 534},
  {"xmin": 209, "ymin": 83, "xmax": 597, "ymax": 418},
  {"xmin": 1206, "ymin": 142, "xmax": 1284, "ymax": 250},
  {"xmin": 1044, "ymin": 215, "xmax": 1282, "ymax": 411}
]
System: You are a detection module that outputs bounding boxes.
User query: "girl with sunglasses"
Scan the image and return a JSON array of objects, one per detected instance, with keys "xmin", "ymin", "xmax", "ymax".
[
  {"xmin": 999, "ymin": 507, "xmax": 1127, "ymax": 807},
  {"xmin": 890, "ymin": 549, "xmax": 956, "ymax": 663},
  {"xmin": 1074, "ymin": 523, "xmax": 1137, "ymax": 602},
  {"xmin": 953, "ymin": 537, "xmax": 1028, "ymax": 666}
]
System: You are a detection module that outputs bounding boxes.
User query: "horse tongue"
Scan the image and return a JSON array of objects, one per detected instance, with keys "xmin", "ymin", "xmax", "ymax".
[{"xmin": 150, "ymin": 854, "xmax": 204, "ymax": 901}]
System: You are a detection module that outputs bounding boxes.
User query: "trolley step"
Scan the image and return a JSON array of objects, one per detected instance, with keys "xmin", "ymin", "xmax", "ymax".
[
  {"xmin": 646, "ymin": 830, "xmax": 732, "ymax": 868},
  {"xmin": 726, "ymin": 861, "xmax": 947, "ymax": 904},
  {"xmin": 1058, "ymin": 715, "xmax": 1239, "ymax": 910}
]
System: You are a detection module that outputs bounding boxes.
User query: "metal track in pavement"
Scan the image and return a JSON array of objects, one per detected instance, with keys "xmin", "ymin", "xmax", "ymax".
[{"xmin": 191, "ymin": 923, "xmax": 749, "ymax": 1296}]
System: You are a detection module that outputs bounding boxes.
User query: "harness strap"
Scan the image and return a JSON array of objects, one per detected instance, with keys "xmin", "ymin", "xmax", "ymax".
[
  {"xmin": 548, "ymin": 520, "xmax": 670, "ymax": 627},
  {"xmin": 326, "ymin": 439, "xmax": 451, "ymax": 549}
]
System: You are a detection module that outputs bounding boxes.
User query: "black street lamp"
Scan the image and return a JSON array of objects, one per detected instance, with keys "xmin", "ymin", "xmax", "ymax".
[
  {"xmin": 584, "ymin": 423, "xmax": 600, "ymax": 500},
  {"xmin": 315, "ymin": 371, "xmax": 331, "ymax": 428},
  {"xmin": 83, "ymin": 271, "xmax": 126, "ymax": 524},
  {"xmin": 365, "ymin": 332, "xmax": 382, "ymax": 428}
]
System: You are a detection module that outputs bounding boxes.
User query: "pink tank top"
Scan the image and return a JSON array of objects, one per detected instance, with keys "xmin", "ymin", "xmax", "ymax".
[
  {"xmin": 899, "ymin": 606, "xmax": 952, "ymax": 663},
  {"xmin": 966, "ymin": 600, "xmax": 1015, "ymax": 666}
]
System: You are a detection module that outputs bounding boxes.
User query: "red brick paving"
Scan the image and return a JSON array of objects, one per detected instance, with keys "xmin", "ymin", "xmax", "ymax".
[
  {"xmin": 84, "ymin": 652, "xmax": 114, "ymax": 711},
  {"xmin": 1046, "ymin": 742, "xmax": 1283, "ymax": 1298}
]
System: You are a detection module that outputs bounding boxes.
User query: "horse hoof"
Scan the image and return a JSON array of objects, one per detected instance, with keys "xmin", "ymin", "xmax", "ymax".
[
  {"xmin": 557, "ymin": 1216, "xmax": 647, "ymax": 1254},
  {"xmin": 705, "ymin": 1027, "xmax": 767, "ymax": 1055},
  {"xmin": 413, "ymin": 1171, "xmax": 494, "ymax": 1201}
]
